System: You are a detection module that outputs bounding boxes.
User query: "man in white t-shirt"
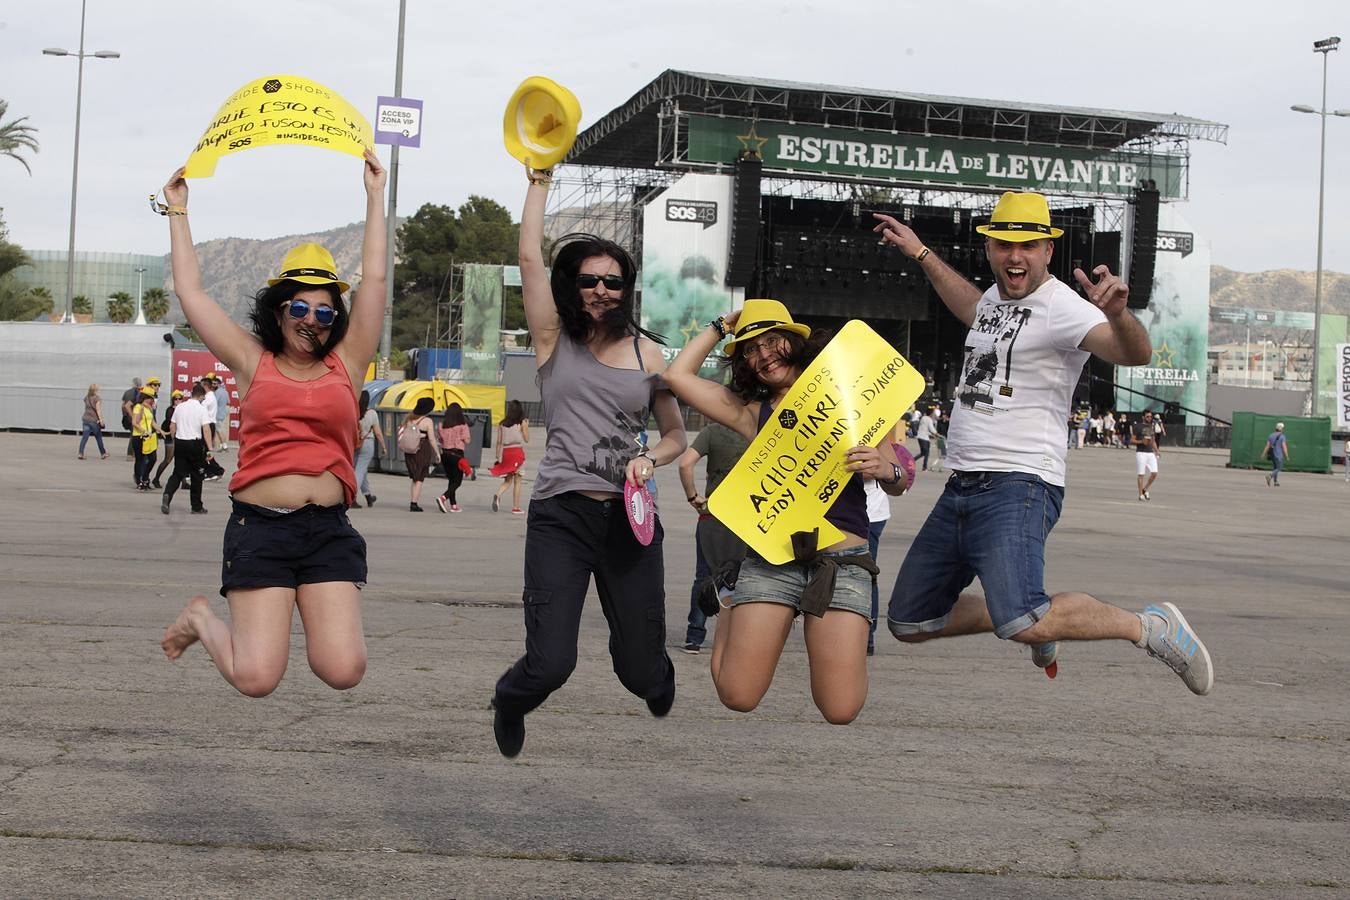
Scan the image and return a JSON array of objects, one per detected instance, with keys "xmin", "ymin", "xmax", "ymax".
[
  {"xmin": 160, "ymin": 382, "xmax": 215, "ymax": 515},
  {"xmin": 872, "ymin": 192, "xmax": 1213, "ymax": 696}
]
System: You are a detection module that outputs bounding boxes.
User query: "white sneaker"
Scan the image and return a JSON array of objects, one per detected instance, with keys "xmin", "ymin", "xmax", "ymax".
[{"xmin": 1141, "ymin": 602, "xmax": 1213, "ymax": 696}]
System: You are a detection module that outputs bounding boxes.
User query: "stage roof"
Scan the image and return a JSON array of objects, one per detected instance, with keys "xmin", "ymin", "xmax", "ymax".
[{"xmin": 569, "ymin": 69, "xmax": 1229, "ymax": 171}]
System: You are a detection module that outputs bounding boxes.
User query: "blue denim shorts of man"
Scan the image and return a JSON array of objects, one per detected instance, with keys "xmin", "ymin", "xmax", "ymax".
[{"xmin": 888, "ymin": 471, "xmax": 1064, "ymax": 640}]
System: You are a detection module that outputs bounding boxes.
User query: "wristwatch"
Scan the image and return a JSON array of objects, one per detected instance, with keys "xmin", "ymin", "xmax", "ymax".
[{"xmin": 882, "ymin": 463, "xmax": 902, "ymax": 485}]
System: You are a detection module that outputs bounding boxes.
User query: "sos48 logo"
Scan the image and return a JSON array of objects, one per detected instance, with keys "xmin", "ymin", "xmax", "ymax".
[
  {"xmin": 665, "ymin": 199, "xmax": 718, "ymax": 230},
  {"xmin": 1155, "ymin": 231, "xmax": 1194, "ymax": 258}
]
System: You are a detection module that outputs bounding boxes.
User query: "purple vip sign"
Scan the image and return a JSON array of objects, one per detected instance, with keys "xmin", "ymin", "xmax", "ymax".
[{"xmin": 374, "ymin": 96, "xmax": 423, "ymax": 148}]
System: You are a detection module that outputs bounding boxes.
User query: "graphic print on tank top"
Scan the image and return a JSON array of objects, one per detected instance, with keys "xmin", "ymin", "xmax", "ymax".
[
  {"xmin": 958, "ymin": 304, "xmax": 1033, "ymax": 415},
  {"xmin": 585, "ymin": 409, "xmax": 647, "ymax": 486}
]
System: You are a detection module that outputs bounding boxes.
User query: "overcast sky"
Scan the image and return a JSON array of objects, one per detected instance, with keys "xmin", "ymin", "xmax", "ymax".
[{"xmin": 1, "ymin": 1, "xmax": 1346, "ymax": 274}]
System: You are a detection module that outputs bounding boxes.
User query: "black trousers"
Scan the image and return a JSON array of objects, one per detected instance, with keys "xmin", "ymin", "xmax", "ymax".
[
  {"xmin": 163, "ymin": 438, "xmax": 206, "ymax": 510},
  {"xmin": 494, "ymin": 492, "xmax": 674, "ymax": 718},
  {"xmin": 440, "ymin": 448, "xmax": 464, "ymax": 502},
  {"xmin": 133, "ymin": 445, "xmax": 157, "ymax": 485}
]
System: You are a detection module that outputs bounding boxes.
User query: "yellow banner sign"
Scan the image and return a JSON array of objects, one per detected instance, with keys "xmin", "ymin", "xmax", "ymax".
[
  {"xmin": 184, "ymin": 75, "xmax": 373, "ymax": 178},
  {"xmin": 708, "ymin": 321, "xmax": 925, "ymax": 565}
]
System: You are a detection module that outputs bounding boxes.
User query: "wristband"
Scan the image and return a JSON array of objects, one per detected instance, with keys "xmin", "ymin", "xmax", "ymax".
[
  {"xmin": 527, "ymin": 166, "xmax": 554, "ymax": 185},
  {"xmin": 914, "ymin": 247, "xmax": 930, "ymax": 263},
  {"xmin": 639, "ymin": 451, "xmax": 656, "ymax": 467},
  {"xmin": 687, "ymin": 494, "xmax": 698, "ymax": 503},
  {"xmin": 708, "ymin": 316, "xmax": 728, "ymax": 339}
]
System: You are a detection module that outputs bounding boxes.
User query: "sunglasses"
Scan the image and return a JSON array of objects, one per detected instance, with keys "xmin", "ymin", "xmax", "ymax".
[
  {"xmin": 576, "ymin": 273, "xmax": 625, "ymax": 291},
  {"xmin": 283, "ymin": 300, "xmax": 337, "ymax": 327}
]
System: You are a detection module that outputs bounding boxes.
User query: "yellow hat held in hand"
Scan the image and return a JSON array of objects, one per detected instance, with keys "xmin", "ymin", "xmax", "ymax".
[
  {"xmin": 267, "ymin": 243, "xmax": 350, "ymax": 293},
  {"xmin": 503, "ymin": 76, "xmax": 582, "ymax": 169},
  {"xmin": 723, "ymin": 298, "xmax": 812, "ymax": 355},
  {"xmin": 975, "ymin": 191, "xmax": 1065, "ymax": 242}
]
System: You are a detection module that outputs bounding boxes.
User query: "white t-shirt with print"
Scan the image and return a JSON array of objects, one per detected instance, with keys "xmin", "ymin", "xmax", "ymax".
[{"xmin": 945, "ymin": 276, "xmax": 1106, "ymax": 487}]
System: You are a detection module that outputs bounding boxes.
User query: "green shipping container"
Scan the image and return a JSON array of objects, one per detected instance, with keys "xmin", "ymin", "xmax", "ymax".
[{"xmin": 1228, "ymin": 413, "xmax": 1332, "ymax": 474}]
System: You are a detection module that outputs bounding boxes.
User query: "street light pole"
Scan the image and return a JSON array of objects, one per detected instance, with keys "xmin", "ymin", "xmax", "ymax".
[
  {"xmin": 134, "ymin": 266, "xmax": 147, "ymax": 325},
  {"xmin": 1292, "ymin": 36, "xmax": 1349, "ymax": 417},
  {"xmin": 378, "ymin": 0, "xmax": 408, "ymax": 374},
  {"xmin": 43, "ymin": 0, "xmax": 120, "ymax": 324}
]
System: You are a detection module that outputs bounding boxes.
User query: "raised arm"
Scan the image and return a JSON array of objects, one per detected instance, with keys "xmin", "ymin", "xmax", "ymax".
[
  {"xmin": 519, "ymin": 170, "xmax": 560, "ymax": 363},
  {"xmin": 623, "ymin": 340, "xmax": 688, "ymax": 486},
  {"xmin": 663, "ymin": 311, "xmax": 758, "ymax": 441},
  {"xmin": 873, "ymin": 213, "xmax": 983, "ymax": 326},
  {"xmin": 1074, "ymin": 266, "xmax": 1151, "ymax": 366},
  {"xmin": 339, "ymin": 149, "xmax": 389, "ymax": 380},
  {"xmin": 163, "ymin": 168, "xmax": 258, "ymax": 377}
]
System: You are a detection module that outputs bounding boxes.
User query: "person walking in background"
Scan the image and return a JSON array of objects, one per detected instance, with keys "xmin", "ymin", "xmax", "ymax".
[
  {"xmin": 151, "ymin": 390, "xmax": 184, "ymax": 488},
  {"xmin": 1262, "ymin": 422, "xmax": 1291, "ymax": 487},
  {"xmin": 161, "ymin": 382, "xmax": 213, "ymax": 516},
  {"xmin": 121, "ymin": 377, "xmax": 143, "ymax": 460},
  {"xmin": 490, "ymin": 159, "xmax": 687, "ymax": 759},
  {"xmin": 1132, "ymin": 410, "xmax": 1159, "ymax": 501},
  {"xmin": 399, "ymin": 397, "xmax": 439, "ymax": 512},
  {"xmin": 436, "ymin": 402, "xmax": 471, "ymax": 513},
  {"xmin": 212, "ymin": 375, "xmax": 231, "ymax": 451},
  {"xmin": 351, "ymin": 389, "xmax": 383, "ymax": 508},
  {"xmin": 78, "ymin": 384, "xmax": 108, "ymax": 460},
  {"xmin": 158, "ymin": 150, "xmax": 387, "ymax": 698},
  {"xmin": 915, "ymin": 406, "xmax": 937, "ymax": 471},
  {"xmin": 490, "ymin": 399, "xmax": 529, "ymax": 514},
  {"xmin": 933, "ymin": 409, "xmax": 949, "ymax": 472},
  {"xmin": 675, "ymin": 421, "xmax": 749, "ymax": 654},
  {"xmin": 1104, "ymin": 410, "xmax": 1118, "ymax": 447},
  {"xmin": 131, "ymin": 387, "xmax": 159, "ymax": 491},
  {"xmin": 199, "ymin": 374, "xmax": 219, "ymax": 444},
  {"xmin": 874, "ymin": 192, "xmax": 1212, "ymax": 695}
]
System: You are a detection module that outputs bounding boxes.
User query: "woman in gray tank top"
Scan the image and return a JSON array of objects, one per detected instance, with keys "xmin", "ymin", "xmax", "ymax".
[
  {"xmin": 489, "ymin": 163, "xmax": 687, "ymax": 758},
  {"xmin": 664, "ymin": 300, "xmax": 909, "ymax": 725}
]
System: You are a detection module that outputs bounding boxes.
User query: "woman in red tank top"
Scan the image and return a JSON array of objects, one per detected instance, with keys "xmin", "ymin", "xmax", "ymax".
[{"xmin": 158, "ymin": 151, "xmax": 388, "ymax": 699}]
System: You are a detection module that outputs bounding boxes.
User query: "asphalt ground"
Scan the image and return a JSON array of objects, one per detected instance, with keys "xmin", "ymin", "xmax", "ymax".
[{"xmin": 1, "ymin": 431, "xmax": 1346, "ymax": 898}]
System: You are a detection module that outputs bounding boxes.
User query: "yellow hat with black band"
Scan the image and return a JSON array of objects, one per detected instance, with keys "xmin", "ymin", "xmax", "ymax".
[
  {"xmin": 723, "ymin": 298, "xmax": 812, "ymax": 355},
  {"xmin": 502, "ymin": 76, "xmax": 582, "ymax": 170},
  {"xmin": 267, "ymin": 243, "xmax": 350, "ymax": 293},
  {"xmin": 975, "ymin": 191, "xmax": 1065, "ymax": 242}
]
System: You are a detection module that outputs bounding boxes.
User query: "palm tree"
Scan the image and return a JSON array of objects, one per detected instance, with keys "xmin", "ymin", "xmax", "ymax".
[
  {"xmin": 0, "ymin": 100, "xmax": 39, "ymax": 174},
  {"xmin": 72, "ymin": 294, "xmax": 92, "ymax": 315},
  {"xmin": 142, "ymin": 287, "xmax": 169, "ymax": 322},
  {"xmin": 106, "ymin": 291, "xmax": 134, "ymax": 323}
]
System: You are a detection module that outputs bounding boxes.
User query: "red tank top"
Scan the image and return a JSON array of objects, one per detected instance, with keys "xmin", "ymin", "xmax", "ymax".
[{"xmin": 228, "ymin": 352, "xmax": 359, "ymax": 503}]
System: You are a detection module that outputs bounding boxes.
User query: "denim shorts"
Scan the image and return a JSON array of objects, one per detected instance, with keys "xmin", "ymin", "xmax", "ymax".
[
  {"xmin": 888, "ymin": 471, "xmax": 1063, "ymax": 639},
  {"xmin": 732, "ymin": 547, "xmax": 875, "ymax": 620},
  {"xmin": 220, "ymin": 499, "xmax": 367, "ymax": 596}
]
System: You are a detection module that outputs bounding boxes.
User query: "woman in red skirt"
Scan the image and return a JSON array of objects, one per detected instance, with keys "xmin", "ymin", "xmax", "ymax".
[{"xmin": 490, "ymin": 399, "xmax": 529, "ymax": 513}]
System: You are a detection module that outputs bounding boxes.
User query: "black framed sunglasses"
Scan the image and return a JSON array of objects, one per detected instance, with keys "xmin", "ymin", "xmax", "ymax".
[
  {"xmin": 283, "ymin": 299, "xmax": 337, "ymax": 327},
  {"xmin": 576, "ymin": 273, "xmax": 625, "ymax": 291}
]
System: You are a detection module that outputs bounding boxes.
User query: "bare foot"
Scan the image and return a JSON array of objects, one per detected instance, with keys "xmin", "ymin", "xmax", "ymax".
[{"xmin": 162, "ymin": 595, "xmax": 209, "ymax": 659}]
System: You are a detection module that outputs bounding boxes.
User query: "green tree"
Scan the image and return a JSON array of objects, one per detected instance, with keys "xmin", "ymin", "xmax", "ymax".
[
  {"xmin": 391, "ymin": 196, "xmax": 521, "ymax": 352},
  {"xmin": 107, "ymin": 291, "xmax": 134, "ymax": 323},
  {"xmin": 0, "ymin": 100, "xmax": 39, "ymax": 174},
  {"xmin": 0, "ymin": 281, "xmax": 53, "ymax": 321},
  {"xmin": 72, "ymin": 294, "xmax": 92, "ymax": 315},
  {"xmin": 142, "ymin": 287, "xmax": 169, "ymax": 322}
]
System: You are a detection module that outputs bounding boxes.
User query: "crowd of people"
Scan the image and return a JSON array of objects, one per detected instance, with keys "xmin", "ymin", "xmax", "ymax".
[{"xmin": 117, "ymin": 167, "xmax": 1214, "ymax": 759}]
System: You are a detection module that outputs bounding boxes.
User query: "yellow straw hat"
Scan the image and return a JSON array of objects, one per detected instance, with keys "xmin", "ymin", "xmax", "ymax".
[
  {"xmin": 975, "ymin": 191, "xmax": 1065, "ymax": 242},
  {"xmin": 502, "ymin": 76, "xmax": 582, "ymax": 170},
  {"xmin": 267, "ymin": 243, "xmax": 350, "ymax": 293},
  {"xmin": 723, "ymin": 299, "xmax": 812, "ymax": 354}
]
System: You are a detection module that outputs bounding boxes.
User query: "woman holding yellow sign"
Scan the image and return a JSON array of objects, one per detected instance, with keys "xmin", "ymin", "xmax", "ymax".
[
  {"xmin": 159, "ymin": 149, "xmax": 387, "ymax": 699},
  {"xmin": 490, "ymin": 79, "xmax": 687, "ymax": 758},
  {"xmin": 664, "ymin": 300, "xmax": 908, "ymax": 724}
]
